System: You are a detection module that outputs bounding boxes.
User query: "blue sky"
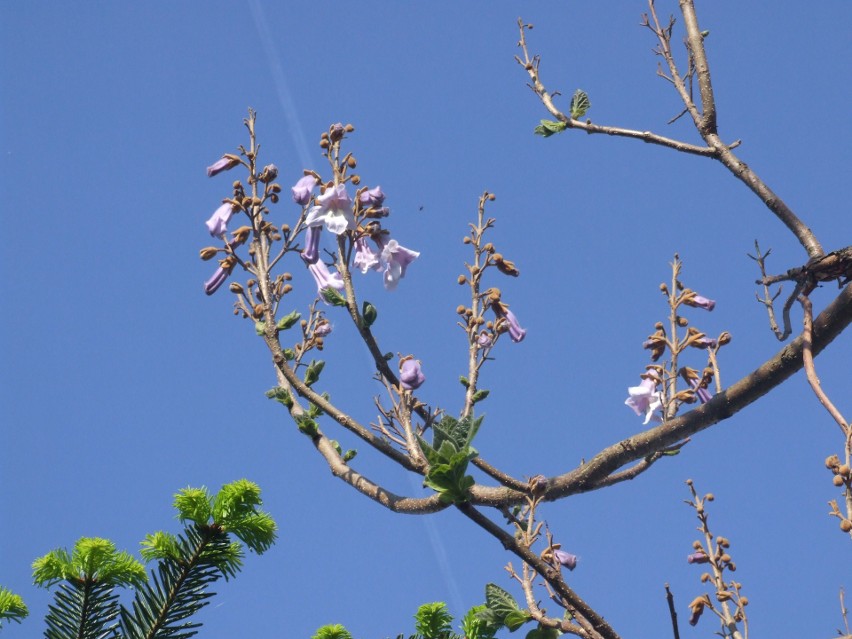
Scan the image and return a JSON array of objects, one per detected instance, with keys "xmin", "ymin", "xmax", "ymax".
[{"xmin": 2, "ymin": 2, "xmax": 851, "ymax": 638}]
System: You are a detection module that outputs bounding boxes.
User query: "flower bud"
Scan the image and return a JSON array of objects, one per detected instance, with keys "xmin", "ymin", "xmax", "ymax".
[
  {"xmin": 833, "ymin": 475, "xmax": 845, "ymax": 486},
  {"xmin": 199, "ymin": 247, "xmax": 219, "ymax": 261},
  {"xmin": 840, "ymin": 519, "xmax": 852, "ymax": 532},
  {"xmin": 258, "ymin": 164, "xmax": 278, "ymax": 183}
]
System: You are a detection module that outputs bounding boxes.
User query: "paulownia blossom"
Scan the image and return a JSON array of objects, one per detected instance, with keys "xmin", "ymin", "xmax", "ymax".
[
  {"xmin": 492, "ymin": 302, "xmax": 526, "ymax": 343},
  {"xmin": 689, "ymin": 378, "xmax": 713, "ymax": 404},
  {"xmin": 379, "ymin": 238, "xmax": 419, "ymax": 291},
  {"xmin": 399, "ymin": 357, "xmax": 425, "ymax": 390},
  {"xmin": 353, "ymin": 236, "xmax": 381, "ymax": 273},
  {"xmin": 625, "ymin": 373, "xmax": 663, "ymax": 424},
  {"xmin": 300, "ymin": 226, "xmax": 322, "ymax": 264},
  {"xmin": 684, "ymin": 293, "xmax": 716, "ymax": 311},
  {"xmin": 307, "ymin": 261, "xmax": 344, "ymax": 301},
  {"xmin": 206, "ymin": 155, "xmax": 240, "ymax": 177},
  {"xmin": 305, "ymin": 184, "xmax": 354, "ymax": 235},
  {"xmin": 687, "ymin": 552, "xmax": 710, "ymax": 564},
  {"xmin": 292, "ymin": 175, "xmax": 318, "ymax": 206},
  {"xmin": 359, "ymin": 186, "xmax": 385, "ymax": 208},
  {"xmin": 205, "ymin": 202, "xmax": 236, "ymax": 238},
  {"xmin": 553, "ymin": 549, "xmax": 578, "ymax": 571}
]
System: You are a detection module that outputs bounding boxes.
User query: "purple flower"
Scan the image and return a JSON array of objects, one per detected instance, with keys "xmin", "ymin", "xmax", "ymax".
[
  {"xmin": 205, "ymin": 202, "xmax": 236, "ymax": 238},
  {"xmin": 291, "ymin": 175, "xmax": 318, "ymax": 206},
  {"xmin": 492, "ymin": 303, "xmax": 526, "ymax": 343},
  {"xmin": 477, "ymin": 332, "xmax": 494, "ymax": 348},
  {"xmin": 692, "ymin": 336, "xmax": 718, "ymax": 349},
  {"xmin": 399, "ymin": 357, "xmax": 425, "ymax": 390},
  {"xmin": 685, "ymin": 294, "xmax": 715, "ymax": 311},
  {"xmin": 307, "ymin": 261, "xmax": 345, "ymax": 301},
  {"xmin": 379, "ymin": 238, "xmax": 419, "ymax": 290},
  {"xmin": 207, "ymin": 155, "xmax": 240, "ymax": 177},
  {"xmin": 313, "ymin": 320, "xmax": 332, "ymax": 337},
  {"xmin": 353, "ymin": 236, "xmax": 381, "ymax": 273},
  {"xmin": 687, "ymin": 552, "xmax": 710, "ymax": 564},
  {"xmin": 305, "ymin": 184, "xmax": 354, "ymax": 235},
  {"xmin": 359, "ymin": 186, "xmax": 386, "ymax": 208},
  {"xmin": 204, "ymin": 266, "xmax": 229, "ymax": 295},
  {"xmin": 625, "ymin": 374, "xmax": 663, "ymax": 424},
  {"xmin": 553, "ymin": 549, "xmax": 578, "ymax": 571},
  {"xmin": 689, "ymin": 378, "xmax": 713, "ymax": 404},
  {"xmin": 300, "ymin": 225, "xmax": 322, "ymax": 264}
]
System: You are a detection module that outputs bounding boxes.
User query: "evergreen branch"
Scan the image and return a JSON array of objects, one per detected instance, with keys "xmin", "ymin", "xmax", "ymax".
[
  {"xmin": 120, "ymin": 524, "xmax": 239, "ymax": 639},
  {"xmin": 0, "ymin": 586, "xmax": 28, "ymax": 628}
]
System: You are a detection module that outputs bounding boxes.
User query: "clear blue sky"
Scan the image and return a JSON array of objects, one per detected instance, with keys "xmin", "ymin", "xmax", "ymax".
[{"xmin": 2, "ymin": 2, "xmax": 850, "ymax": 638}]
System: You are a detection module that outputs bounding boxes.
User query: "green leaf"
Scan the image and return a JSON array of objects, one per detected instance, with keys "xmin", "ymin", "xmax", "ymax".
[
  {"xmin": 321, "ymin": 286, "xmax": 347, "ymax": 306},
  {"xmin": 526, "ymin": 627, "xmax": 561, "ymax": 639},
  {"xmin": 276, "ymin": 310, "xmax": 301, "ymax": 330},
  {"xmin": 255, "ymin": 321, "xmax": 267, "ymax": 335},
  {"xmin": 266, "ymin": 386, "xmax": 294, "ymax": 408},
  {"xmin": 362, "ymin": 301, "xmax": 378, "ymax": 327},
  {"xmin": 304, "ymin": 359, "xmax": 326, "ymax": 386},
  {"xmin": 342, "ymin": 449, "xmax": 357, "ymax": 462},
  {"xmin": 569, "ymin": 89, "xmax": 591, "ymax": 119},
  {"xmin": 471, "ymin": 389, "xmax": 490, "ymax": 404},
  {"xmin": 462, "ymin": 604, "xmax": 500, "ymax": 639},
  {"xmin": 484, "ymin": 583, "xmax": 521, "ymax": 622},
  {"xmin": 533, "ymin": 119, "xmax": 568, "ymax": 137},
  {"xmin": 0, "ymin": 586, "xmax": 28, "ymax": 627},
  {"xmin": 414, "ymin": 602, "xmax": 453, "ymax": 638},
  {"xmin": 459, "ymin": 376, "xmax": 470, "ymax": 388},
  {"xmin": 296, "ymin": 415, "xmax": 319, "ymax": 437},
  {"xmin": 283, "ymin": 348, "xmax": 296, "ymax": 360},
  {"xmin": 312, "ymin": 624, "xmax": 354, "ymax": 639},
  {"xmin": 504, "ymin": 609, "xmax": 533, "ymax": 632}
]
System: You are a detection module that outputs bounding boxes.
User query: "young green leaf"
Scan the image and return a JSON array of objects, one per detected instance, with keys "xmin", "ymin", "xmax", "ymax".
[
  {"xmin": 569, "ymin": 89, "xmax": 591, "ymax": 119},
  {"xmin": 533, "ymin": 119, "xmax": 568, "ymax": 137},
  {"xmin": 321, "ymin": 287, "xmax": 347, "ymax": 306},
  {"xmin": 276, "ymin": 310, "xmax": 301, "ymax": 330}
]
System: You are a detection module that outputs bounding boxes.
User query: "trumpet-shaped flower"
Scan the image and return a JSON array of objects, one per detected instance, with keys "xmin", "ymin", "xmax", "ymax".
[
  {"xmin": 305, "ymin": 184, "xmax": 354, "ymax": 235},
  {"xmin": 687, "ymin": 552, "xmax": 710, "ymax": 564},
  {"xmin": 685, "ymin": 293, "xmax": 716, "ymax": 311},
  {"xmin": 207, "ymin": 155, "xmax": 240, "ymax": 177},
  {"xmin": 205, "ymin": 203, "xmax": 236, "ymax": 238},
  {"xmin": 492, "ymin": 303, "xmax": 526, "ymax": 343},
  {"xmin": 379, "ymin": 239, "xmax": 419, "ymax": 290},
  {"xmin": 354, "ymin": 236, "xmax": 381, "ymax": 273},
  {"xmin": 307, "ymin": 261, "xmax": 345, "ymax": 301},
  {"xmin": 399, "ymin": 357, "xmax": 425, "ymax": 390},
  {"xmin": 359, "ymin": 186, "xmax": 386, "ymax": 208},
  {"xmin": 204, "ymin": 266, "xmax": 229, "ymax": 295},
  {"xmin": 625, "ymin": 374, "xmax": 663, "ymax": 424},
  {"xmin": 292, "ymin": 175, "xmax": 318, "ymax": 205},
  {"xmin": 300, "ymin": 225, "xmax": 322, "ymax": 264},
  {"xmin": 553, "ymin": 549, "xmax": 578, "ymax": 571},
  {"xmin": 689, "ymin": 378, "xmax": 713, "ymax": 404}
]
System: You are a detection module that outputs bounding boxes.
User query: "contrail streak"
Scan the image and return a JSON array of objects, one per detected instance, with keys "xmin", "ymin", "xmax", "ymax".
[
  {"xmin": 248, "ymin": 0, "xmax": 313, "ymax": 169},
  {"xmin": 408, "ymin": 473, "xmax": 466, "ymax": 621}
]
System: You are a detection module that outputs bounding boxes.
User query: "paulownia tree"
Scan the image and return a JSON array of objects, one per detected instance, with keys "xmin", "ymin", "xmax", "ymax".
[{"xmin": 192, "ymin": 2, "xmax": 850, "ymax": 638}]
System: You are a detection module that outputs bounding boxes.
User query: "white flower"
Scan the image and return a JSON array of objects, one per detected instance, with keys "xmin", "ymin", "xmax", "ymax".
[
  {"xmin": 625, "ymin": 375, "xmax": 663, "ymax": 424},
  {"xmin": 304, "ymin": 184, "xmax": 354, "ymax": 235}
]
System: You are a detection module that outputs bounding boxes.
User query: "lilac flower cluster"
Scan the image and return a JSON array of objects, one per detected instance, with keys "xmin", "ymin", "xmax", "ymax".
[
  {"xmin": 291, "ymin": 175, "xmax": 419, "ymax": 296},
  {"xmin": 625, "ymin": 289, "xmax": 717, "ymax": 422}
]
